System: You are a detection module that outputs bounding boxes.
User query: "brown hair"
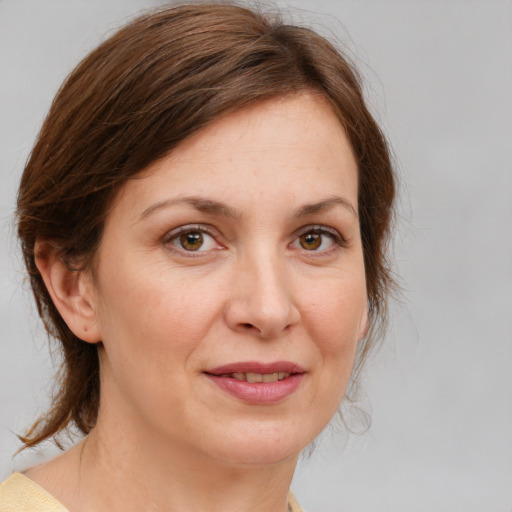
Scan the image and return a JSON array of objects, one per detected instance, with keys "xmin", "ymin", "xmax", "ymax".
[{"xmin": 17, "ymin": 2, "xmax": 395, "ymax": 448}]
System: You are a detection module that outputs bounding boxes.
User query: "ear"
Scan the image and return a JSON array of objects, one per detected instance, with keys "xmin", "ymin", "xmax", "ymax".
[
  {"xmin": 35, "ymin": 240, "xmax": 101, "ymax": 344},
  {"xmin": 358, "ymin": 303, "xmax": 370, "ymax": 342}
]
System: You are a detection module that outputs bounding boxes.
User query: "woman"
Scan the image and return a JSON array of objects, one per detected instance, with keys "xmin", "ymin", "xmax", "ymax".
[{"xmin": 0, "ymin": 3, "xmax": 395, "ymax": 511}]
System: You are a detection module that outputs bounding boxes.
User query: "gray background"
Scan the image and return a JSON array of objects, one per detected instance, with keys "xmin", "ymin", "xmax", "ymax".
[{"xmin": 1, "ymin": 1, "xmax": 511, "ymax": 511}]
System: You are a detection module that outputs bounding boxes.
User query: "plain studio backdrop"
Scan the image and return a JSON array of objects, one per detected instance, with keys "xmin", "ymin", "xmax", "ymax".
[{"xmin": 0, "ymin": 1, "xmax": 511, "ymax": 511}]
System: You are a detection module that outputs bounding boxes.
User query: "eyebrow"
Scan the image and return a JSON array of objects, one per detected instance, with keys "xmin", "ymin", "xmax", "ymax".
[
  {"xmin": 138, "ymin": 194, "xmax": 357, "ymax": 221},
  {"xmin": 294, "ymin": 196, "xmax": 358, "ymax": 218},
  {"xmin": 138, "ymin": 197, "xmax": 241, "ymax": 221}
]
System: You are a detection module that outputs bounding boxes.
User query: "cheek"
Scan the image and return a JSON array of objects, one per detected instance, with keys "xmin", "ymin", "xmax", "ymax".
[
  {"xmin": 93, "ymin": 260, "xmax": 229, "ymax": 431},
  {"xmin": 302, "ymin": 271, "xmax": 367, "ymax": 353},
  {"xmin": 291, "ymin": 274, "xmax": 366, "ymax": 432},
  {"xmin": 300, "ymin": 269, "xmax": 367, "ymax": 404},
  {"xmin": 93, "ymin": 255, "xmax": 224, "ymax": 377}
]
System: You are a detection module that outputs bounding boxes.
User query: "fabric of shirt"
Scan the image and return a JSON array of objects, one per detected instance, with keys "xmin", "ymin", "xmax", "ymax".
[{"xmin": 0, "ymin": 472, "xmax": 304, "ymax": 512}]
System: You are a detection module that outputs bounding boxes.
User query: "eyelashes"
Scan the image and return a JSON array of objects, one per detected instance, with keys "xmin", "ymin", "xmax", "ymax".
[
  {"xmin": 163, "ymin": 225, "xmax": 223, "ymax": 255},
  {"xmin": 292, "ymin": 226, "xmax": 347, "ymax": 253},
  {"xmin": 162, "ymin": 224, "xmax": 347, "ymax": 257}
]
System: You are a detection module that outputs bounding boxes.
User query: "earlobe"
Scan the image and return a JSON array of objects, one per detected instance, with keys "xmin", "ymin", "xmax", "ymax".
[
  {"xmin": 358, "ymin": 306, "xmax": 370, "ymax": 341},
  {"xmin": 35, "ymin": 241, "xmax": 101, "ymax": 344},
  {"xmin": 358, "ymin": 320, "xmax": 370, "ymax": 341}
]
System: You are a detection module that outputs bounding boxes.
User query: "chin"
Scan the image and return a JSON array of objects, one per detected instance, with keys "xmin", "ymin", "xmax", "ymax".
[
  {"xmin": 215, "ymin": 443, "xmax": 301, "ymax": 468},
  {"xmin": 202, "ymin": 420, "xmax": 314, "ymax": 468}
]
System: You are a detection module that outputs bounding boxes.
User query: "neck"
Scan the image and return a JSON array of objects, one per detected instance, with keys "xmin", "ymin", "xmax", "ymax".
[
  {"xmin": 81, "ymin": 425, "xmax": 297, "ymax": 512},
  {"xmin": 28, "ymin": 414, "xmax": 298, "ymax": 512}
]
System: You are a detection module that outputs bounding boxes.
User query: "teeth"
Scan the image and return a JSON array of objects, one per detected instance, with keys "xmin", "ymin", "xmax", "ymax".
[
  {"xmin": 227, "ymin": 372, "xmax": 291, "ymax": 382},
  {"xmin": 246, "ymin": 372, "xmax": 263, "ymax": 383}
]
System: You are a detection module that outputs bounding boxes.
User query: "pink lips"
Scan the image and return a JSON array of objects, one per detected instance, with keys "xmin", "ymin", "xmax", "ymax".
[{"xmin": 204, "ymin": 361, "xmax": 305, "ymax": 405}]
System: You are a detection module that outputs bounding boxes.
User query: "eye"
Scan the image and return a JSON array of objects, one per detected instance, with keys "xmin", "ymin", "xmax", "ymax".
[
  {"xmin": 165, "ymin": 226, "xmax": 221, "ymax": 253},
  {"xmin": 299, "ymin": 232, "xmax": 324, "ymax": 250},
  {"xmin": 292, "ymin": 227, "xmax": 343, "ymax": 252}
]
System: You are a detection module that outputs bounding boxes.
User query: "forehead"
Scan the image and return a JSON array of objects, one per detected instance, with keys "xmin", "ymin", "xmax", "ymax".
[{"xmin": 112, "ymin": 93, "xmax": 358, "ymax": 219}]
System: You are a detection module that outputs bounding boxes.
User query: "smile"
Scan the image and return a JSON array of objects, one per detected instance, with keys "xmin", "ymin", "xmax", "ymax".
[
  {"xmin": 222, "ymin": 372, "xmax": 291, "ymax": 383},
  {"xmin": 204, "ymin": 362, "xmax": 305, "ymax": 404}
]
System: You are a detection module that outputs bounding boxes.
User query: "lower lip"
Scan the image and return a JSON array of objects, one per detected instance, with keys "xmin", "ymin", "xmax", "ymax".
[{"xmin": 205, "ymin": 373, "xmax": 305, "ymax": 405}]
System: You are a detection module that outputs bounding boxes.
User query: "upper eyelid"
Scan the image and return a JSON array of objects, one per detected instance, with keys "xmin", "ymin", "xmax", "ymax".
[
  {"xmin": 293, "ymin": 224, "xmax": 346, "ymax": 242},
  {"xmin": 295, "ymin": 224, "xmax": 337, "ymax": 234},
  {"xmin": 161, "ymin": 223, "xmax": 218, "ymax": 241},
  {"xmin": 162, "ymin": 224, "xmax": 224, "ymax": 256},
  {"xmin": 161, "ymin": 223, "xmax": 346, "ymax": 247}
]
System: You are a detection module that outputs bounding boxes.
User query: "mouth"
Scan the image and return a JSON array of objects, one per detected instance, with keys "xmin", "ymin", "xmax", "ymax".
[
  {"xmin": 205, "ymin": 361, "xmax": 304, "ymax": 380},
  {"xmin": 204, "ymin": 362, "xmax": 305, "ymax": 404},
  {"xmin": 212, "ymin": 371, "xmax": 292, "ymax": 383}
]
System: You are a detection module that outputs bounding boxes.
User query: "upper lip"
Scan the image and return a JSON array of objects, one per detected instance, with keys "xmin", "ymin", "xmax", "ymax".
[{"xmin": 205, "ymin": 361, "xmax": 305, "ymax": 375}]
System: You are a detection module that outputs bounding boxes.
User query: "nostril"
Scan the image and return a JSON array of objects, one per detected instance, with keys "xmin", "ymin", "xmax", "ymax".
[{"xmin": 243, "ymin": 323, "xmax": 254, "ymax": 329}]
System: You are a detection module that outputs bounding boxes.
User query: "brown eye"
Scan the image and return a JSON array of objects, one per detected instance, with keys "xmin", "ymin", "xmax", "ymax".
[
  {"xmin": 299, "ymin": 232, "xmax": 322, "ymax": 250},
  {"xmin": 179, "ymin": 232, "xmax": 204, "ymax": 251},
  {"xmin": 166, "ymin": 227, "xmax": 220, "ymax": 254},
  {"xmin": 293, "ymin": 227, "xmax": 342, "ymax": 253}
]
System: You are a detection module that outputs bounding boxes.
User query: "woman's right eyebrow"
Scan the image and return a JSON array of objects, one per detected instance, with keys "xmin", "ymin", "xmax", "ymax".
[{"xmin": 138, "ymin": 196, "xmax": 241, "ymax": 221}]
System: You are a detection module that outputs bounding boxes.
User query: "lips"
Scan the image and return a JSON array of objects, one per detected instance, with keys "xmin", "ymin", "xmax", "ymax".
[
  {"xmin": 226, "ymin": 371, "xmax": 291, "ymax": 383},
  {"xmin": 206, "ymin": 361, "xmax": 304, "ymax": 375},
  {"xmin": 204, "ymin": 361, "xmax": 305, "ymax": 404}
]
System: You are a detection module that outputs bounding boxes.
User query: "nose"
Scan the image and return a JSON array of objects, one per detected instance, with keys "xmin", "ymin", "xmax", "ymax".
[{"xmin": 224, "ymin": 252, "xmax": 301, "ymax": 339}]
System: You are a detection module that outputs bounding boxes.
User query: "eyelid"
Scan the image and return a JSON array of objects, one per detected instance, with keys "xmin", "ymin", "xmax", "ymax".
[
  {"xmin": 291, "ymin": 224, "xmax": 348, "ymax": 253},
  {"xmin": 162, "ymin": 224, "xmax": 217, "ymax": 242},
  {"xmin": 294, "ymin": 224, "xmax": 347, "ymax": 244},
  {"xmin": 162, "ymin": 224, "xmax": 224, "ymax": 255},
  {"xmin": 161, "ymin": 223, "xmax": 347, "ymax": 257}
]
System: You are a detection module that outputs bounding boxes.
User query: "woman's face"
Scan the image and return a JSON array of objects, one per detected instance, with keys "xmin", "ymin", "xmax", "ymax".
[{"xmin": 88, "ymin": 93, "xmax": 367, "ymax": 466}]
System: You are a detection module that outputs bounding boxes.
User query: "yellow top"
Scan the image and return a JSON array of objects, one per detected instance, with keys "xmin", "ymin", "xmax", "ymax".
[
  {"xmin": 0, "ymin": 472, "xmax": 304, "ymax": 512},
  {"xmin": 0, "ymin": 473, "xmax": 67, "ymax": 511}
]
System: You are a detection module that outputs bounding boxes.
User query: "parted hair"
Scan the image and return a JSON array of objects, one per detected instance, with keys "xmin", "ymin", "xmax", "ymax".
[{"xmin": 17, "ymin": 2, "xmax": 395, "ymax": 448}]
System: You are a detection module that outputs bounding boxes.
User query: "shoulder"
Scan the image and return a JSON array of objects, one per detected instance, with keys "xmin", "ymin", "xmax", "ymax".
[
  {"xmin": 288, "ymin": 490, "xmax": 307, "ymax": 512},
  {"xmin": 0, "ymin": 473, "xmax": 69, "ymax": 512}
]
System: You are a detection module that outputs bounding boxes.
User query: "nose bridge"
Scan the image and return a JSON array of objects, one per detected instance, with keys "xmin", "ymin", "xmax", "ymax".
[
  {"xmin": 227, "ymin": 242, "xmax": 299, "ymax": 338},
  {"xmin": 249, "ymin": 248, "xmax": 287, "ymax": 308}
]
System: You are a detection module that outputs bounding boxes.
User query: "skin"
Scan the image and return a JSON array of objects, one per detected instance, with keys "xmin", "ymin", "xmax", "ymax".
[{"xmin": 31, "ymin": 92, "xmax": 368, "ymax": 512}]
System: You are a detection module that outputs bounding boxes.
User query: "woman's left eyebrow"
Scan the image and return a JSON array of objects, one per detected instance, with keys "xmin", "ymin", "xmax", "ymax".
[{"xmin": 294, "ymin": 196, "xmax": 358, "ymax": 218}]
